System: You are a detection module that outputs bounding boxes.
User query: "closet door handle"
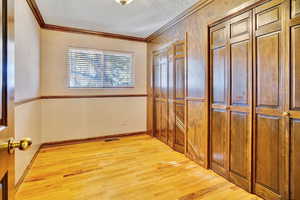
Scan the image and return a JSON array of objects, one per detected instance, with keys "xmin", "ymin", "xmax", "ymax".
[{"xmin": 282, "ymin": 112, "xmax": 290, "ymax": 117}]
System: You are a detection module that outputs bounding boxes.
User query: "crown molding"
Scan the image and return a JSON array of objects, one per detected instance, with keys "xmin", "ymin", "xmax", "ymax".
[
  {"xmin": 42, "ymin": 24, "xmax": 147, "ymax": 42},
  {"xmin": 26, "ymin": 0, "xmax": 45, "ymax": 26},
  {"xmin": 26, "ymin": 0, "xmax": 147, "ymax": 42},
  {"xmin": 145, "ymin": 0, "xmax": 214, "ymax": 42},
  {"xmin": 26, "ymin": 0, "xmax": 215, "ymax": 43}
]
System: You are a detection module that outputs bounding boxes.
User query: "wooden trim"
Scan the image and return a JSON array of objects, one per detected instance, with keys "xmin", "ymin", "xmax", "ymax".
[
  {"xmin": 25, "ymin": 0, "xmax": 270, "ymax": 43},
  {"xmin": 14, "ymin": 95, "xmax": 147, "ymax": 105},
  {"xmin": 42, "ymin": 24, "xmax": 146, "ymax": 42},
  {"xmin": 26, "ymin": 0, "xmax": 45, "ymax": 27},
  {"xmin": 40, "ymin": 94, "xmax": 148, "ymax": 99},
  {"xmin": 25, "ymin": 0, "xmax": 146, "ymax": 42},
  {"xmin": 15, "ymin": 97, "xmax": 41, "ymax": 106},
  {"xmin": 146, "ymin": 0, "xmax": 214, "ymax": 41},
  {"xmin": 41, "ymin": 131, "xmax": 146, "ymax": 148},
  {"xmin": 185, "ymin": 97, "xmax": 208, "ymax": 102},
  {"xmin": 15, "ymin": 145, "xmax": 42, "ymax": 192}
]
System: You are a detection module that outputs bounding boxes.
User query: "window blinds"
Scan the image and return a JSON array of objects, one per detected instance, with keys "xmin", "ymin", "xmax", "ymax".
[{"xmin": 68, "ymin": 48, "xmax": 134, "ymax": 88}]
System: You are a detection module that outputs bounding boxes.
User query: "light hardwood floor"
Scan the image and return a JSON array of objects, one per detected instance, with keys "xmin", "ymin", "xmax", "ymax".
[{"xmin": 16, "ymin": 134, "xmax": 261, "ymax": 200}]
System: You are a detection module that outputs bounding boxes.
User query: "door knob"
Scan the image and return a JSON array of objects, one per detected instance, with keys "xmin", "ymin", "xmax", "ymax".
[
  {"xmin": 282, "ymin": 112, "xmax": 290, "ymax": 117},
  {"xmin": 0, "ymin": 138, "xmax": 32, "ymax": 154}
]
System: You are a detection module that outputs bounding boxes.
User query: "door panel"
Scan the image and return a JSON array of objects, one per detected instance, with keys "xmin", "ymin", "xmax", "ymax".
[
  {"xmin": 168, "ymin": 100, "xmax": 175, "ymax": 147},
  {"xmin": 175, "ymin": 103, "xmax": 184, "ymax": 123},
  {"xmin": 212, "ymin": 47, "xmax": 226, "ymax": 104},
  {"xmin": 211, "ymin": 109, "xmax": 228, "ymax": 177},
  {"xmin": 290, "ymin": 119, "xmax": 300, "ymax": 200},
  {"xmin": 175, "ymin": 58, "xmax": 185, "ymax": 99},
  {"xmin": 256, "ymin": 7, "xmax": 280, "ymax": 28},
  {"xmin": 174, "ymin": 102, "xmax": 185, "ymax": 153},
  {"xmin": 229, "ymin": 112, "xmax": 250, "ymax": 188},
  {"xmin": 230, "ymin": 18, "xmax": 249, "ymax": 38},
  {"xmin": 175, "ymin": 126, "xmax": 185, "ymax": 147},
  {"xmin": 160, "ymin": 102, "xmax": 168, "ymax": 143},
  {"xmin": 154, "ymin": 55, "xmax": 160, "ymax": 99},
  {"xmin": 186, "ymin": 101, "xmax": 207, "ymax": 166},
  {"xmin": 292, "ymin": 0, "xmax": 300, "ymax": 18},
  {"xmin": 154, "ymin": 101, "xmax": 161, "ymax": 138},
  {"xmin": 256, "ymin": 33, "xmax": 280, "ymax": 108},
  {"xmin": 231, "ymin": 41, "xmax": 249, "ymax": 106},
  {"xmin": 254, "ymin": 115, "xmax": 283, "ymax": 200},
  {"xmin": 160, "ymin": 53, "xmax": 168, "ymax": 100},
  {"xmin": 212, "ymin": 27, "xmax": 226, "ymax": 49},
  {"xmin": 291, "ymin": 25, "xmax": 300, "ymax": 110}
]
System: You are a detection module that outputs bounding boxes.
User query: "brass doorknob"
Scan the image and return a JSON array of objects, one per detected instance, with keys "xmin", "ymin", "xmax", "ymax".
[
  {"xmin": 282, "ymin": 112, "xmax": 290, "ymax": 117},
  {"xmin": 0, "ymin": 138, "xmax": 32, "ymax": 154}
]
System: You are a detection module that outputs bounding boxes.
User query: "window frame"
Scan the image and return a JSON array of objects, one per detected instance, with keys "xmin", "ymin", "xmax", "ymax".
[{"xmin": 66, "ymin": 47, "xmax": 136, "ymax": 89}]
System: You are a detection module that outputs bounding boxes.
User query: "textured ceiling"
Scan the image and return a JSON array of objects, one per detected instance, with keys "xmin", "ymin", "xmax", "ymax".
[{"xmin": 35, "ymin": 0, "xmax": 199, "ymax": 38}]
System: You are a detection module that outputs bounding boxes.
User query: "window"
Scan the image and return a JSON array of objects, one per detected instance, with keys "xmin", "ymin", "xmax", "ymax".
[{"xmin": 68, "ymin": 48, "xmax": 134, "ymax": 88}]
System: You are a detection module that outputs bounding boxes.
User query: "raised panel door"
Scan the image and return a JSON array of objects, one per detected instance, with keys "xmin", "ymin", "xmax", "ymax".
[
  {"xmin": 288, "ymin": 1, "xmax": 300, "ymax": 199},
  {"xmin": 228, "ymin": 12, "xmax": 252, "ymax": 192},
  {"xmin": 167, "ymin": 47, "xmax": 175, "ymax": 147},
  {"xmin": 253, "ymin": 2, "xmax": 287, "ymax": 199},
  {"xmin": 173, "ymin": 41, "xmax": 186, "ymax": 153},
  {"xmin": 210, "ymin": 23, "xmax": 229, "ymax": 179}
]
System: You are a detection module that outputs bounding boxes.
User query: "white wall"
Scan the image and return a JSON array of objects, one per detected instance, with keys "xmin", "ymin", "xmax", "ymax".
[
  {"xmin": 15, "ymin": 0, "xmax": 41, "ymax": 183},
  {"xmin": 40, "ymin": 30, "xmax": 147, "ymax": 143},
  {"xmin": 41, "ymin": 98, "xmax": 146, "ymax": 142}
]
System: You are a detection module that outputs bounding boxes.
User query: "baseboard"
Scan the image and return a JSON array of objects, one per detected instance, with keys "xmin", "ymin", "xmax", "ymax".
[
  {"xmin": 41, "ymin": 131, "xmax": 146, "ymax": 148},
  {"xmin": 15, "ymin": 145, "xmax": 42, "ymax": 192}
]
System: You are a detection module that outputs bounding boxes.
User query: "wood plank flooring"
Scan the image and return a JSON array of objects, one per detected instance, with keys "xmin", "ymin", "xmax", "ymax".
[{"xmin": 16, "ymin": 134, "xmax": 261, "ymax": 200}]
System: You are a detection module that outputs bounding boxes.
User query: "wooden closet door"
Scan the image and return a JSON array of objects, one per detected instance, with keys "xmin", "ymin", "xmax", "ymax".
[
  {"xmin": 168, "ymin": 46, "xmax": 175, "ymax": 147},
  {"xmin": 253, "ymin": 0, "xmax": 288, "ymax": 199},
  {"xmin": 210, "ymin": 22, "xmax": 229, "ymax": 178},
  {"xmin": 160, "ymin": 52, "xmax": 169, "ymax": 144},
  {"xmin": 288, "ymin": 0, "xmax": 300, "ymax": 199},
  {"xmin": 228, "ymin": 11, "xmax": 252, "ymax": 192},
  {"xmin": 174, "ymin": 41, "xmax": 185, "ymax": 153},
  {"xmin": 153, "ymin": 54, "xmax": 161, "ymax": 139}
]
